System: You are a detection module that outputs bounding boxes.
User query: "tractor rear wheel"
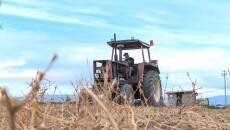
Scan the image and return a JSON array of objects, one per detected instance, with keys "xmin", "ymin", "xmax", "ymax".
[{"xmin": 141, "ymin": 70, "xmax": 162, "ymax": 106}]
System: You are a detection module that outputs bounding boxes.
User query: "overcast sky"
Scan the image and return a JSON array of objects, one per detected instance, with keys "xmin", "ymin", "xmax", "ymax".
[{"xmin": 0, "ymin": 0, "xmax": 230, "ymax": 98}]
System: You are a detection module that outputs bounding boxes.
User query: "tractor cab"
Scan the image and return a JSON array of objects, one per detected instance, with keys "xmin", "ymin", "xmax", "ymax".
[
  {"xmin": 106, "ymin": 38, "xmax": 159, "ymax": 83},
  {"xmin": 107, "ymin": 38, "xmax": 153, "ymax": 63}
]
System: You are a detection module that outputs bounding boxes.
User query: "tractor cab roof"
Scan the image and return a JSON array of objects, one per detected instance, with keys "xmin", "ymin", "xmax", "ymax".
[{"xmin": 107, "ymin": 39, "xmax": 150, "ymax": 50}]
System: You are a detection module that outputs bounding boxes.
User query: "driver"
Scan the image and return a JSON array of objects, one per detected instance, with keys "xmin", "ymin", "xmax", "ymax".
[{"xmin": 123, "ymin": 52, "xmax": 134, "ymax": 79}]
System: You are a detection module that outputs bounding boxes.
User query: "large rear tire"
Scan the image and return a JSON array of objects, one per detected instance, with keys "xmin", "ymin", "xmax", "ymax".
[{"xmin": 141, "ymin": 70, "xmax": 162, "ymax": 106}]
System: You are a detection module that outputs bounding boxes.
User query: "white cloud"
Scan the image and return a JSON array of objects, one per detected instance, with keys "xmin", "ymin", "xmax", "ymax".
[
  {"xmin": 134, "ymin": 8, "xmax": 176, "ymax": 24},
  {"xmin": 156, "ymin": 47, "xmax": 229, "ymax": 72},
  {"xmin": 135, "ymin": 13, "xmax": 164, "ymax": 24},
  {"xmin": 0, "ymin": 60, "xmax": 25, "ymax": 69},
  {"xmin": 1, "ymin": 5, "xmax": 84, "ymax": 24},
  {"xmin": 58, "ymin": 46, "xmax": 111, "ymax": 63},
  {"xmin": 5, "ymin": 0, "xmax": 113, "ymax": 16},
  {"xmin": 1, "ymin": 3, "xmax": 121, "ymax": 30},
  {"xmin": 137, "ymin": 26, "xmax": 230, "ymax": 46},
  {"xmin": 0, "ymin": 29, "xmax": 51, "ymax": 45},
  {"xmin": 0, "ymin": 69, "xmax": 37, "ymax": 79}
]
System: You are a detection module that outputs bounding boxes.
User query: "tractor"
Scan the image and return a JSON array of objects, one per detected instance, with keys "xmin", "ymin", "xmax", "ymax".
[{"xmin": 92, "ymin": 34, "xmax": 162, "ymax": 106}]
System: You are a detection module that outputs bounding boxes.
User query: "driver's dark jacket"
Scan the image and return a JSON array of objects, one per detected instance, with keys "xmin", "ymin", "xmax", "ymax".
[{"xmin": 125, "ymin": 57, "xmax": 134, "ymax": 66}]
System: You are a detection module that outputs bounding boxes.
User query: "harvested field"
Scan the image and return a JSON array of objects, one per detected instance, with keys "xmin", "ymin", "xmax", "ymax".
[{"xmin": 0, "ymin": 98, "xmax": 230, "ymax": 130}]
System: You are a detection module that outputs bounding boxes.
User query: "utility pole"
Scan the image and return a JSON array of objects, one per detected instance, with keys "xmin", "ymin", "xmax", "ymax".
[{"xmin": 222, "ymin": 71, "xmax": 227, "ymax": 105}]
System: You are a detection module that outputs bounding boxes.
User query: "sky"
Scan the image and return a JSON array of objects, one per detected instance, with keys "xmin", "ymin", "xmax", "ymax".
[{"xmin": 0, "ymin": 0, "xmax": 230, "ymax": 99}]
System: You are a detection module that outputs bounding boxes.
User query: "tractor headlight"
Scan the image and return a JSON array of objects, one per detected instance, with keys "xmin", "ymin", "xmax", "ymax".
[{"xmin": 94, "ymin": 74, "xmax": 99, "ymax": 79}]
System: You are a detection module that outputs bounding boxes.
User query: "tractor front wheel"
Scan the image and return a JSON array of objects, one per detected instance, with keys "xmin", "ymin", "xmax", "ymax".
[{"xmin": 120, "ymin": 84, "xmax": 134, "ymax": 105}]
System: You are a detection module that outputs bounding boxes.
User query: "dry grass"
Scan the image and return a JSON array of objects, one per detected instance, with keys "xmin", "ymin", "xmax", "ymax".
[
  {"xmin": 1, "ymin": 54, "xmax": 230, "ymax": 130},
  {"xmin": 0, "ymin": 95, "xmax": 230, "ymax": 130}
]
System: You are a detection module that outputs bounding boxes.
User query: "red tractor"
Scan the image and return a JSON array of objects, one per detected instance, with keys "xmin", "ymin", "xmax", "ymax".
[{"xmin": 93, "ymin": 34, "xmax": 162, "ymax": 106}]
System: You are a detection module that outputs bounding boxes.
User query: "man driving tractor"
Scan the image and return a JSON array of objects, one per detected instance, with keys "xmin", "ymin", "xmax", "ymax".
[{"xmin": 123, "ymin": 52, "xmax": 134, "ymax": 79}]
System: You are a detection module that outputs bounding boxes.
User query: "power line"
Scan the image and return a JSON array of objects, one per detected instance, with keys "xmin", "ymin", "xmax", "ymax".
[{"xmin": 199, "ymin": 86, "xmax": 230, "ymax": 94}]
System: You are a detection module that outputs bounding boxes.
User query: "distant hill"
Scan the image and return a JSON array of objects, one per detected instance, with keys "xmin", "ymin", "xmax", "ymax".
[
  {"xmin": 206, "ymin": 95, "xmax": 230, "ymax": 105},
  {"xmin": 17, "ymin": 94, "xmax": 76, "ymax": 102}
]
